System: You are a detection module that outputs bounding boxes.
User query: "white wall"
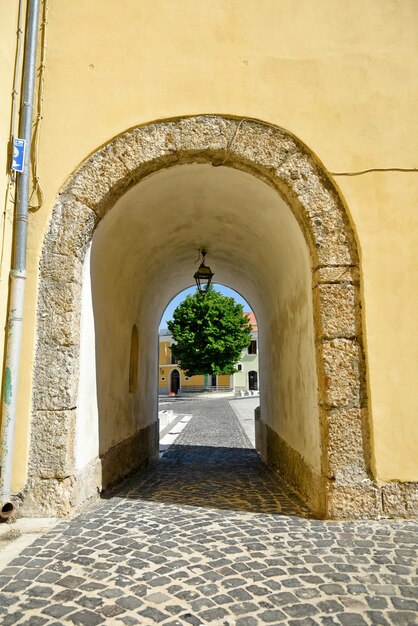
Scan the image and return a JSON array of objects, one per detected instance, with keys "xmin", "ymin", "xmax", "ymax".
[{"xmin": 75, "ymin": 245, "xmax": 99, "ymax": 470}]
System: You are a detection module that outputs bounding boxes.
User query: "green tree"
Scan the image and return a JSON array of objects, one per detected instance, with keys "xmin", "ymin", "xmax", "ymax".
[{"xmin": 167, "ymin": 287, "xmax": 252, "ymax": 377}]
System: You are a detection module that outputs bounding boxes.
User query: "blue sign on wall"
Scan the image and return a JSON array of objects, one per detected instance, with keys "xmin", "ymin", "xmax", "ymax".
[{"xmin": 11, "ymin": 137, "xmax": 26, "ymax": 173}]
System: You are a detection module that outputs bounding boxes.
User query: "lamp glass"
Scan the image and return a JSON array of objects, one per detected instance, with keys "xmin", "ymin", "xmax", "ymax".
[{"xmin": 194, "ymin": 261, "xmax": 214, "ymax": 296}]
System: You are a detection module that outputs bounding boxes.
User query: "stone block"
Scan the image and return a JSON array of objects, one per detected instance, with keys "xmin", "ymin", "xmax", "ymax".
[
  {"xmin": 38, "ymin": 277, "xmax": 82, "ymax": 317},
  {"xmin": 33, "ymin": 344, "xmax": 80, "ymax": 411},
  {"xmin": 36, "ymin": 297, "xmax": 81, "ymax": 348},
  {"xmin": 20, "ymin": 475, "xmax": 76, "ymax": 518},
  {"xmin": 275, "ymin": 163, "xmax": 355, "ymax": 267},
  {"xmin": 327, "ymin": 484, "xmax": 380, "ymax": 519},
  {"xmin": 322, "ymin": 339, "xmax": 361, "ymax": 408},
  {"xmin": 112, "ymin": 125, "xmax": 177, "ymax": 172},
  {"xmin": 177, "ymin": 115, "xmax": 230, "ymax": 153},
  {"xmin": 327, "ymin": 408, "xmax": 368, "ymax": 484},
  {"xmin": 381, "ymin": 483, "xmax": 418, "ymax": 517},
  {"xmin": 40, "ymin": 251, "xmax": 83, "ymax": 285},
  {"xmin": 66, "ymin": 145, "xmax": 129, "ymax": 211},
  {"xmin": 233, "ymin": 122, "xmax": 295, "ymax": 171},
  {"xmin": 317, "ymin": 284, "xmax": 357, "ymax": 338},
  {"xmin": 46, "ymin": 195, "xmax": 96, "ymax": 260},
  {"xmin": 315, "ymin": 266, "xmax": 359, "ymax": 285},
  {"xmin": 29, "ymin": 410, "xmax": 76, "ymax": 479}
]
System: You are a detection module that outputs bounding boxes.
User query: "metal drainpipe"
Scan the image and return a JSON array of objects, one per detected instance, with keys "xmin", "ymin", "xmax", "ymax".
[{"xmin": 0, "ymin": 0, "xmax": 41, "ymax": 519}]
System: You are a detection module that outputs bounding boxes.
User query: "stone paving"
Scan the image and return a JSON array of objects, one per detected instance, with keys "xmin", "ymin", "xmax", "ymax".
[{"xmin": 0, "ymin": 399, "xmax": 417, "ymax": 626}]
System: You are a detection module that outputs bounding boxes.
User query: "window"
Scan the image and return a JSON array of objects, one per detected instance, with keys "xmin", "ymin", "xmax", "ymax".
[
  {"xmin": 170, "ymin": 345, "xmax": 178, "ymax": 365},
  {"xmin": 248, "ymin": 340, "xmax": 257, "ymax": 355},
  {"xmin": 237, "ymin": 364, "xmax": 242, "ymax": 371}
]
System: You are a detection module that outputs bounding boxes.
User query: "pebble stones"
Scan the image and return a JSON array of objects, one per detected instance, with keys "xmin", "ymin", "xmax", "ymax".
[{"xmin": 1, "ymin": 399, "xmax": 417, "ymax": 625}]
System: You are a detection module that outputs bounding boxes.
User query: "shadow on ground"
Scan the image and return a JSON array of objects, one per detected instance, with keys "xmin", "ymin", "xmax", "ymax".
[{"xmin": 103, "ymin": 444, "xmax": 314, "ymax": 519}]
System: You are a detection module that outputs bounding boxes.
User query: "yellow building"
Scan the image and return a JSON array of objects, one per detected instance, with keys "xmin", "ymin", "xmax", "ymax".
[
  {"xmin": 159, "ymin": 331, "xmax": 207, "ymax": 395},
  {"xmin": 158, "ymin": 314, "xmax": 258, "ymax": 395},
  {"xmin": 0, "ymin": 1, "xmax": 417, "ymax": 519},
  {"xmin": 159, "ymin": 334, "xmax": 231, "ymax": 395}
]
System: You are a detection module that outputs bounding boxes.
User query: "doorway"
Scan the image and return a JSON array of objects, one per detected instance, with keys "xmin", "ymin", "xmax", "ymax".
[
  {"xmin": 170, "ymin": 369, "xmax": 180, "ymax": 394},
  {"xmin": 248, "ymin": 370, "xmax": 258, "ymax": 391}
]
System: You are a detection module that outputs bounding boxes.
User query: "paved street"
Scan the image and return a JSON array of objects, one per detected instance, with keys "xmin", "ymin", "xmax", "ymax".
[{"xmin": 0, "ymin": 399, "xmax": 417, "ymax": 626}]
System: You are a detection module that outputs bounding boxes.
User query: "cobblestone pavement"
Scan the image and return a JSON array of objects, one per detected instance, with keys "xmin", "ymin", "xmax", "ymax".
[{"xmin": 1, "ymin": 399, "xmax": 417, "ymax": 626}]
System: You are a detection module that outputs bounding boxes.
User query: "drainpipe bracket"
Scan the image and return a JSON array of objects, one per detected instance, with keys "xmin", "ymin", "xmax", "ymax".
[{"xmin": 10, "ymin": 269, "xmax": 27, "ymax": 281}]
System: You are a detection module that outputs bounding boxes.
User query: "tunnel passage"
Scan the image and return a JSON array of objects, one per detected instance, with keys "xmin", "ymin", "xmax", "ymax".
[
  {"xmin": 82, "ymin": 163, "xmax": 320, "ymax": 509},
  {"xmin": 27, "ymin": 116, "xmax": 368, "ymax": 519}
]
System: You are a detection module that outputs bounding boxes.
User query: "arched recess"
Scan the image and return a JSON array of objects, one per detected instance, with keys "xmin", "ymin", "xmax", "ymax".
[{"xmin": 24, "ymin": 115, "xmax": 375, "ymax": 519}]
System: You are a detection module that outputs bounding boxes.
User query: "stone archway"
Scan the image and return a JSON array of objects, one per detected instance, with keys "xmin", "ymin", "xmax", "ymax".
[{"xmin": 25, "ymin": 115, "xmax": 376, "ymax": 519}]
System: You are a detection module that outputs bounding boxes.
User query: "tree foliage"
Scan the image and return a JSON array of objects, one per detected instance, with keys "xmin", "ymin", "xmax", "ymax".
[{"xmin": 167, "ymin": 287, "xmax": 253, "ymax": 376}]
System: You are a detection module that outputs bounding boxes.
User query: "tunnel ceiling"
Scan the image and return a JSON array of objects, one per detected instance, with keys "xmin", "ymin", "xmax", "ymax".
[{"xmin": 91, "ymin": 163, "xmax": 311, "ymax": 330}]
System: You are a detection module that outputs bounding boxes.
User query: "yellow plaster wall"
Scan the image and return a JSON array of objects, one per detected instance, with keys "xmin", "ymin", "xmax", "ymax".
[
  {"xmin": 160, "ymin": 378, "xmax": 168, "ymax": 390},
  {"xmin": 337, "ymin": 174, "xmax": 418, "ymax": 482},
  {"xmin": 1, "ymin": 0, "xmax": 417, "ymax": 489},
  {"xmin": 181, "ymin": 375, "xmax": 205, "ymax": 388},
  {"xmin": 159, "ymin": 342, "xmax": 170, "ymax": 366}
]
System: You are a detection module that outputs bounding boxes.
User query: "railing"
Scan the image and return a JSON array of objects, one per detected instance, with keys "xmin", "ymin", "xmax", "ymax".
[{"xmin": 184, "ymin": 386, "xmax": 233, "ymax": 392}]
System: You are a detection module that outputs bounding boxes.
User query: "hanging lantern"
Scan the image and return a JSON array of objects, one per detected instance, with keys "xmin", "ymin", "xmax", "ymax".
[{"xmin": 193, "ymin": 249, "xmax": 214, "ymax": 297}]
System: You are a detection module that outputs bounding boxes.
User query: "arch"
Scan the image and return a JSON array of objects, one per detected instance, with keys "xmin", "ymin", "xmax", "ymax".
[{"xmin": 25, "ymin": 115, "xmax": 374, "ymax": 519}]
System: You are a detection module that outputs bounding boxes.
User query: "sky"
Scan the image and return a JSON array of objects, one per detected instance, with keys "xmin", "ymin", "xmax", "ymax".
[{"xmin": 159, "ymin": 284, "xmax": 252, "ymax": 329}]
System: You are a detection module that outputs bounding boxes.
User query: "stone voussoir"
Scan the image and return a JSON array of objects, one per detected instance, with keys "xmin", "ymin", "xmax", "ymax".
[
  {"xmin": 231, "ymin": 121, "xmax": 296, "ymax": 171},
  {"xmin": 176, "ymin": 115, "xmax": 231, "ymax": 152},
  {"xmin": 46, "ymin": 195, "xmax": 97, "ymax": 260},
  {"xmin": 112, "ymin": 124, "xmax": 179, "ymax": 171},
  {"xmin": 66, "ymin": 145, "xmax": 130, "ymax": 211}
]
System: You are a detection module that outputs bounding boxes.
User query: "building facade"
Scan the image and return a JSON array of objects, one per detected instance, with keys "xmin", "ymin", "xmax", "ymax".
[
  {"xmin": 0, "ymin": 1, "xmax": 417, "ymax": 519},
  {"xmin": 232, "ymin": 312, "xmax": 259, "ymax": 394},
  {"xmin": 159, "ymin": 312, "xmax": 259, "ymax": 395}
]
